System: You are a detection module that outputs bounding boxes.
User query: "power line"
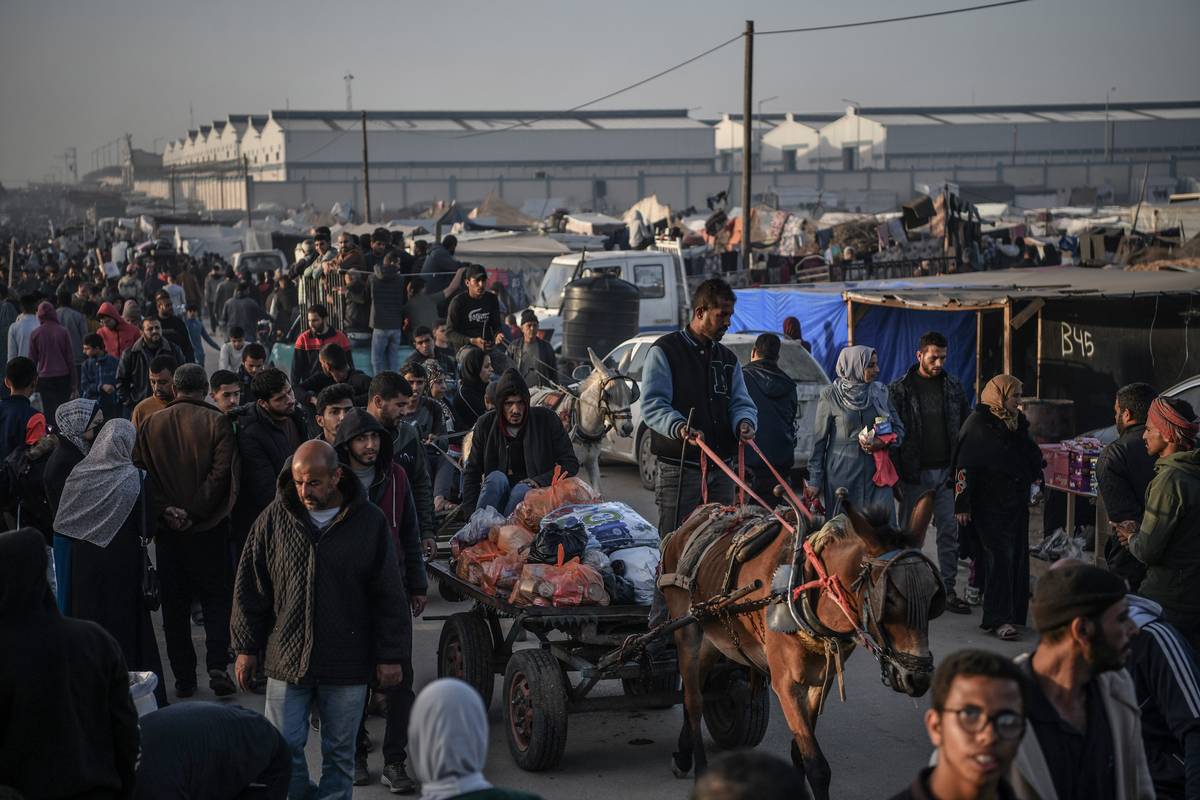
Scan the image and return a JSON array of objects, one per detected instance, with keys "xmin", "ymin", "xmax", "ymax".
[
  {"xmin": 757, "ymin": 0, "xmax": 1032, "ymax": 35},
  {"xmin": 452, "ymin": 33, "xmax": 743, "ymax": 140}
]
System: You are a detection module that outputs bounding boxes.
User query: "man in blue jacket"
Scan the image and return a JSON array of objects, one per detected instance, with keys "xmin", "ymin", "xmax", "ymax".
[{"xmin": 742, "ymin": 333, "xmax": 797, "ymax": 506}]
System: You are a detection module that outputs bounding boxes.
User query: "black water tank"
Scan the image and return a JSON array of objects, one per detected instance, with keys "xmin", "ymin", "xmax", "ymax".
[{"xmin": 560, "ymin": 273, "xmax": 640, "ymax": 362}]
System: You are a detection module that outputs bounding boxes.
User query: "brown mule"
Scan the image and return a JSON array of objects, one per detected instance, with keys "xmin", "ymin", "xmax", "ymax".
[{"xmin": 660, "ymin": 490, "xmax": 942, "ymax": 800}]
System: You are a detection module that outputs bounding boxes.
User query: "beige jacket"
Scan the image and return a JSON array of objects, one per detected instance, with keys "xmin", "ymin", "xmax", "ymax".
[{"xmin": 1009, "ymin": 654, "xmax": 1154, "ymax": 800}]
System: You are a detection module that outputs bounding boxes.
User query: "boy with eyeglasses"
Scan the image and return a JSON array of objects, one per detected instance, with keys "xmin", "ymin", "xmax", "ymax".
[{"xmin": 890, "ymin": 649, "xmax": 1026, "ymax": 800}]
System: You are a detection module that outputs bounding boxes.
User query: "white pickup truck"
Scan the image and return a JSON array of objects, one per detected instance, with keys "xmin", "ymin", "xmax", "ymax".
[{"xmin": 528, "ymin": 248, "xmax": 692, "ymax": 350}]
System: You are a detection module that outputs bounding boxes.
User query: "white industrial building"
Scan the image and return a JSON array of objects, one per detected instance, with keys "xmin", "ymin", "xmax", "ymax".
[
  {"xmin": 143, "ymin": 100, "xmax": 1200, "ymax": 215},
  {"xmin": 160, "ymin": 109, "xmax": 715, "ymax": 212}
]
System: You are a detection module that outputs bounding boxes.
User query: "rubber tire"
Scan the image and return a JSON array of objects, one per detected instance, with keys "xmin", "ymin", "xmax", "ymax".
[
  {"xmin": 621, "ymin": 671, "xmax": 680, "ymax": 709},
  {"xmin": 437, "ymin": 612, "xmax": 495, "ymax": 710},
  {"xmin": 703, "ymin": 667, "xmax": 770, "ymax": 749},
  {"xmin": 437, "ymin": 577, "xmax": 466, "ymax": 603},
  {"xmin": 504, "ymin": 649, "xmax": 569, "ymax": 771},
  {"xmin": 637, "ymin": 429, "xmax": 657, "ymax": 490}
]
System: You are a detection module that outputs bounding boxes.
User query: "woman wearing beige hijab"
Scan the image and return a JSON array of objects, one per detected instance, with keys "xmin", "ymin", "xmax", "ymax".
[{"xmin": 950, "ymin": 375, "xmax": 1044, "ymax": 640}]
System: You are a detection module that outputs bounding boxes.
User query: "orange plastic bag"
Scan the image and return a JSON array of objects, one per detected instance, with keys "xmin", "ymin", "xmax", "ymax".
[
  {"xmin": 455, "ymin": 540, "xmax": 502, "ymax": 586},
  {"xmin": 511, "ymin": 466, "xmax": 600, "ymax": 531},
  {"xmin": 489, "ymin": 523, "xmax": 535, "ymax": 556},
  {"xmin": 508, "ymin": 560, "xmax": 609, "ymax": 608},
  {"xmin": 479, "ymin": 551, "xmax": 527, "ymax": 596}
]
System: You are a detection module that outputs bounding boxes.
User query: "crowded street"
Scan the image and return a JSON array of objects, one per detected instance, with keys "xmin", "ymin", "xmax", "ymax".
[{"xmin": 3, "ymin": 3, "xmax": 1200, "ymax": 800}]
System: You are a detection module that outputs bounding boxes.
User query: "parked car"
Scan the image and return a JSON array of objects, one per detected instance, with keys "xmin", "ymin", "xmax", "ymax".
[
  {"xmin": 232, "ymin": 249, "xmax": 288, "ymax": 275},
  {"xmin": 1085, "ymin": 373, "xmax": 1200, "ymax": 445},
  {"xmin": 597, "ymin": 332, "xmax": 830, "ymax": 489}
]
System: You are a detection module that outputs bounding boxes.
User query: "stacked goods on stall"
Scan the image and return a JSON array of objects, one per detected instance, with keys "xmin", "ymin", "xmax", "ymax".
[{"xmin": 449, "ymin": 471, "xmax": 664, "ymax": 607}]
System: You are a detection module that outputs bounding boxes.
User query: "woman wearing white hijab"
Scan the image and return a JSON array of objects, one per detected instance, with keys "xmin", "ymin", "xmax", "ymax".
[
  {"xmin": 408, "ymin": 679, "xmax": 541, "ymax": 800},
  {"xmin": 806, "ymin": 345, "xmax": 905, "ymax": 517},
  {"xmin": 54, "ymin": 418, "xmax": 166, "ymax": 705},
  {"xmin": 44, "ymin": 398, "xmax": 103, "ymax": 612}
]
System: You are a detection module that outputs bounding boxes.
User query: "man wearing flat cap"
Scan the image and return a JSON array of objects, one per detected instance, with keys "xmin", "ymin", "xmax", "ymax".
[
  {"xmin": 509, "ymin": 309, "xmax": 557, "ymax": 389},
  {"xmin": 1006, "ymin": 562, "xmax": 1153, "ymax": 800}
]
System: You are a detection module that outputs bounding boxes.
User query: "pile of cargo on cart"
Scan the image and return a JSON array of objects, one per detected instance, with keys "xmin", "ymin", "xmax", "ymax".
[{"xmin": 447, "ymin": 467, "xmax": 661, "ymax": 609}]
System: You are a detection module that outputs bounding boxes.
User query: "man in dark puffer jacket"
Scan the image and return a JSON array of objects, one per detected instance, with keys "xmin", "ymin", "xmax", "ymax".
[
  {"xmin": 231, "ymin": 440, "xmax": 410, "ymax": 800},
  {"xmin": 461, "ymin": 367, "xmax": 578, "ymax": 514}
]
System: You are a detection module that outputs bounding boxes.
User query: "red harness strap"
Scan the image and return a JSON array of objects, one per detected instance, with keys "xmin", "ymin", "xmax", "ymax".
[{"xmin": 689, "ymin": 434, "xmax": 874, "ymax": 650}]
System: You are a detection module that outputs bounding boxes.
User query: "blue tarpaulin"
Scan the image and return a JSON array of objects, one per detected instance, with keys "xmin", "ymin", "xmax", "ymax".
[{"xmin": 732, "ymin": 288, "xmax": 977, "ymax": 397}]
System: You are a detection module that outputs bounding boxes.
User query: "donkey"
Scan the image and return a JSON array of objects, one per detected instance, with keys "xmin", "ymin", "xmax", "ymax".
[
  {"xmin": 530, "ymin": 347, "xmax": 636, "ymax": 494},
  {"xmin": 660, "ymin": 491, "xmax": 942, "ymax": 800}
]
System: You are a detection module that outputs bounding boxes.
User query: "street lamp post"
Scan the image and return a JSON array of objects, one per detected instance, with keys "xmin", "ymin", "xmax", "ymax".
[{"xmin": 1104, "ymin": 86, "xmax": 1117, "ymax": 162}]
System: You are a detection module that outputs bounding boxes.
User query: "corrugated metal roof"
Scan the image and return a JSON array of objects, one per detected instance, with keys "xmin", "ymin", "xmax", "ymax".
[{"xmin": 755, "ymin": 266, "xmax": 1200, "ymax": 307}]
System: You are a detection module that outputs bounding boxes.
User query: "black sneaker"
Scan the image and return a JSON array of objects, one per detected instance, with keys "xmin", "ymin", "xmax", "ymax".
[
  {"xmin": 944, "ymin": 595, "xmax": 972, "ymax": 615},
  {"xmin": 353, "ymin": 756, "xmax": 369, "ymax": 786},
  {"xmin": 381, "ymin": 762, "xmax": 416, "ymax": 794},
  {"xmin": 175, "ymin": 681, "xmax": 196, "ymax": 698},
  {"xmin": 208, "ymin": 669, "xmax": 237, "ymax": 697}
]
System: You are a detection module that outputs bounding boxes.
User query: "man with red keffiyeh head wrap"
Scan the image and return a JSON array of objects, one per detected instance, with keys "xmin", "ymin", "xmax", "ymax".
[{"xmin": 1120, "ymin": 396, "xmax": 1200, "ymax": 649}]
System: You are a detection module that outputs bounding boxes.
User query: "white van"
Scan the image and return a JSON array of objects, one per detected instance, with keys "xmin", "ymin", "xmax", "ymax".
[{"xmin": 528, "ymin": 250, "xmax": 691, "ymax": 350}]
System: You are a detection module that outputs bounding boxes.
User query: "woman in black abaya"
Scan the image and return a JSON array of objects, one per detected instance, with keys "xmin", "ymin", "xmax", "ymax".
[{"xmin": 55, "ymin": 417, "xmax": 167, "ymax": 706}]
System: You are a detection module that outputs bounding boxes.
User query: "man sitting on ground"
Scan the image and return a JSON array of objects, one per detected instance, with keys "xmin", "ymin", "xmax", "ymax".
[{"xmin": 461, "ymin": 368, "xmax": 578, "ymax": 516}]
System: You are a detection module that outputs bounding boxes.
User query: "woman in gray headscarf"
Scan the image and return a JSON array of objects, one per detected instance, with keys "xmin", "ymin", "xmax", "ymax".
[
  {"xmin": 806, "ymin": 345, "xmax": 905, "ymax": 517},
  {"xmin": 408, "ymin": 679, "xmax": 542, "ymax": 800},
  {"xmin": 45, "ymin": 398, "xmax": 104, "ymax": 612},
  {"xmin": 54, "ymin": 418, "xmax": 166, "ymax": 705}
]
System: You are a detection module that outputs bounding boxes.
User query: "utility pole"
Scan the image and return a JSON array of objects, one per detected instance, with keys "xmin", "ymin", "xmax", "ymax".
[
  {"xmin": 344, "ymin": 73, "xmax": 355, "ymax": 111},
  {"xmin": 243, "ymin": 155, "xmax": 253, "ymax": 230},
  {"xmin": 740, "ymin": 19, "xmax": 754, "ymax": 274},
  {"xmin": 362, "ymin": 110, "xmax": 372, "ymax": 224}
]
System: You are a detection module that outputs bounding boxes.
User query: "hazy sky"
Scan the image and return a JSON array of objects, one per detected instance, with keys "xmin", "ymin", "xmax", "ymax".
[{"xmin": 2, "ymin": 0, "xmax": 1197, "ymax": 185}]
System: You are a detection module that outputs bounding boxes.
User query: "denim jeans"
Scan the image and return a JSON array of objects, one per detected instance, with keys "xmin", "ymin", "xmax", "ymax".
[
  {"xmin": 898, "ymin": 467, "xmax": 959, "ymax": 593},
  {"xmin": 264, "ymin": 679, "xmax": 367, "ymax": 800},
  {"xmin": 648, "ymin": 460, "xmax": 734, "ymax": 628},
  {"xmin": 371, "ymin": 329, "xmax": 404, "ymax": 375},
  {"xmin": 476, "ymin": 470, "xmax": 532, "ymax": 516}
]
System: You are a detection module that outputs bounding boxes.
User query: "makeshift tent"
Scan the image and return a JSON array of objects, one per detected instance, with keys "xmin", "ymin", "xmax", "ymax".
[
  {"xmin": 469, "ymin": 192, "xmax": 539, "ymax": 230},
  {"xmin": 564, "ymin": 212, "xmax": 625, "ymax": 236},
  {"xmin": 731, "ymin": 288, "xmax": 976, "ymax": 395},
  {"xmin": 521, "ymin": 198, "xmax": 566, "ymax": 221},
  {"xmin": 414, "ymin": 232, "xmax": 570, "ymax": 309},
  {"xmin": 623, "ymin": 195, "xmax": 672, "ymax": 227},
  {"xmin": 734, "ymin": 266, "xmax": 1200, "ymax": 429}
]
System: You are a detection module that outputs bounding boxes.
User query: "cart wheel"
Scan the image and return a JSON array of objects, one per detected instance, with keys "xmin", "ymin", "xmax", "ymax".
[
  {"xmin": 703, "ymin": 666, "xmax": 770, "ymax": 749},
  {"xmin": 504, "ymin": 649, "xmax": 569, "ymax": 771},
  {"xmin": 621, "ymin": 672, "xmax": 680, "ymax": 709},
  {"xmin": 437, "ymin": 577, "xmax": 466, "ymax": 603},
  {"xmin": 438, "ymin": 612, "xmax": 495, "ymax": 709}
]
